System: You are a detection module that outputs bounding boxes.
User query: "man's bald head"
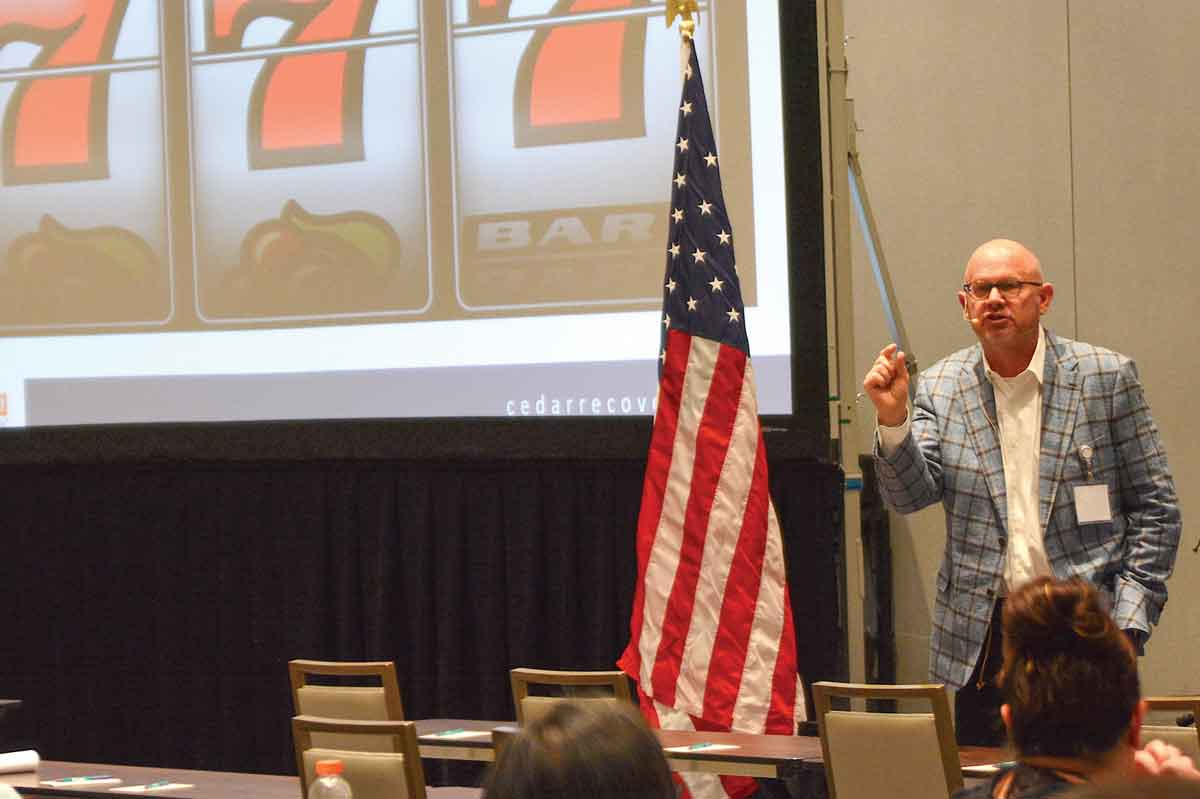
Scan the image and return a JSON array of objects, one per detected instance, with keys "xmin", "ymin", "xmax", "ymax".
[
  {"xmin": 958, "ymin": 238, "xmax": 1054, "ymax": 375},
  {"xmin": 964, "ymin": 238, "xmax": 1044, "ymax": 283}
]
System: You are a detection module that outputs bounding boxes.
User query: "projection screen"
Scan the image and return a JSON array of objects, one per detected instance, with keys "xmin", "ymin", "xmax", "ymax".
[{"xmin": 0, "ymin": 0, "xmax": 792, "ymax": 427}]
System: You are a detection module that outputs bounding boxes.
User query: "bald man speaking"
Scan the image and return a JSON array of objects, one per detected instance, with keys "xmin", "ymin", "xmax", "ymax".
[{"xmin": 862, "ymin": 239, "xmax": 1181, "ymax": 745}]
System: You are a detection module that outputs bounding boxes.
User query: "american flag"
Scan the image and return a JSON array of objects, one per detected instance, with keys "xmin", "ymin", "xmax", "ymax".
[{"xmin": 618, "ymin": 37, "xmax": 803, "ymax": 799}]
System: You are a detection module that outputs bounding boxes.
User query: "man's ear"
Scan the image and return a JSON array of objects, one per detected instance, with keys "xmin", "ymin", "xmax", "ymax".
[
  {"xmin": 1038, "ymin": 282, "xmax": 1055, "ymax": 315},
  {"xmin": 1001, "ymin": 703, "xmax": 1013, "ymax": 733}
]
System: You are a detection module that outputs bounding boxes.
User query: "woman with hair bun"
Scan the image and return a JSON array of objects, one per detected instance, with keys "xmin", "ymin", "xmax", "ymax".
[{"xmin": 955, "ymin": 577, "xmax": 1199, "ymax": 799}]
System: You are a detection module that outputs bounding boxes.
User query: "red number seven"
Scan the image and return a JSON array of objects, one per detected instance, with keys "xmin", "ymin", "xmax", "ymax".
[
  {"xmin": 468, "ymin": 0, "xmax": 512, "ymax": 25},
  {"xmin": 0, "ymin": 0, "xmax": 129, "ymax": 185},
  {"xmin": 208, "ymin": 0, "xmax": 377, "ymax": 170},
  {"xmin": 513, "ymin": 0, "xmax": 647, "ymax": 148}
]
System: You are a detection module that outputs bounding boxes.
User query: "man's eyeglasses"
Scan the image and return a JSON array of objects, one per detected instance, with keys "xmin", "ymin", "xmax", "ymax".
[{"xmin": 961, "ymin": 279, "xmax": 1044, "ymax": 300}]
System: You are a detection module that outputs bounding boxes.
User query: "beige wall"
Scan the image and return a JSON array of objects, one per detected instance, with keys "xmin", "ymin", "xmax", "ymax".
[{"xmin": 841, "ymin": 1, "xmax": 1199, "ymax": 695}]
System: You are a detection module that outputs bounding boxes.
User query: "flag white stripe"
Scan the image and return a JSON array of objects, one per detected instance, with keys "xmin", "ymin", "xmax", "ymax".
[
  {"xmin": 674, "ymin": 360, "xmax": 759, "ymax": 717},
  {"xmin": 653, "ymin": 701, "xmax": 732, "ymax": 799},
  {"xmin": 795, "ymin": 674, "xmax": 809, "ymax": 723},
  {"xmin": 680, "ymin": 767, "xmax": 732, "ymax": 799},
  {"xmin": 730, "ymin": 497, "xmax": 786, "ymax": 731},
  {"xmin": 637, "ymin": 336, "xmax": 720, "ymax": 686}
]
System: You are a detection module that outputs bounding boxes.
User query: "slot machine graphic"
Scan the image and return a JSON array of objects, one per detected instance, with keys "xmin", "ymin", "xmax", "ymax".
[
  {"xmin": 187, "ymin": 0, "xmax": 432, "ymax": 323},
  {"xmin": 0, "ymin": 1, "xmax": 760, "ymax": 334},
  {"xmin": 449, "ymin": 0, "xmax": 756, "ymax": 315},
  {"xmin": 0, "ymin": 0, "xmax": 172, "ymax": 332}
]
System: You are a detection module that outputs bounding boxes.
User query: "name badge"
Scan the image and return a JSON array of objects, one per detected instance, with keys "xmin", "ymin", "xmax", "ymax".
[{"xmin": 1074, "ymin": 482, "xmax": 1111, "ymax": 525}]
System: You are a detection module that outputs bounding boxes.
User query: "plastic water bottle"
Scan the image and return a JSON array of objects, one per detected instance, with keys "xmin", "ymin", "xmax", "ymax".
[{"xmin": 308, "ymin": 759, "xmax": 352, "ymax": 799}]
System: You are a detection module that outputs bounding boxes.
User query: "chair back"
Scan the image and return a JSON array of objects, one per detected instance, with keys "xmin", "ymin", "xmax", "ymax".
[
  {"xmin": 1144, "ymin": 695, "xmax": 1200, "ymax": 766},
  {"xmin": 811, "ymin": 682, "xmax": 962, "ymax": 799},
  {"xmin": 289, "ymin": 660, "xmax": 404, "ymax": 752},
  {"xmin": 292, "ymin": 715, "xmax": 427, "ymax": 799},
  {"xmin": 509, "ymin": 668, "xmax": 633, "ymax": 725}
]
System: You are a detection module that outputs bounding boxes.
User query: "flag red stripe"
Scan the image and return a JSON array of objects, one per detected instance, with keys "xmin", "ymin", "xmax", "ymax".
[
  {"xmin": 632, "ymin": 335, "xmax": 719, "ymax": 689},
  {"xmin": 719, "ymin": 776, "xmax": 759, "ymax": 799},
  {"xmin": 671, "ymin": 363, "xmax": 760, "ymax": 715},
  {"xmin": 619, "ymin": 329, "xmax": 691, "ymax": 679},
  {"xmin": 767, "ymin": 580, "xmax": 800, "ymax": 731},
  {"xmin": 700, "ymin": 423, "xmax": 770, "ymax": 727},
  {"xmin": 649, "ymin": 343, "xmax": 747, "ymax": 705},
  {"xmin": 636, "ymin": 684, "xmax": 662, "ymax": 727}
]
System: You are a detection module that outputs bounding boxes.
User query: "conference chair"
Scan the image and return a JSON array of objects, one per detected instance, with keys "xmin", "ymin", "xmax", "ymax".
[
  {"xmin": 292, "ymin": 715, "xmax": 426, "ymax": 799},
  {"xmin": 509, "ymin": 667, "xmax": 633, "ymax": 725},
  {"xmin": 1143, "ymin": 696, "xmax": 1200, "ymax": 765},
  {"xmin": 288, "ymin": 660, "xmax": 404, "ymax": 752},
  {"xmin": 811, "ymin": 681, "xmax": 962, "ymax": 799}
]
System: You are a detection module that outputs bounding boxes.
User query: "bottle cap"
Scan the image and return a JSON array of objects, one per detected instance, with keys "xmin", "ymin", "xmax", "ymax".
[{"xmin": 315, "ymin": 760, "xmax": 344, "ymax": 776}]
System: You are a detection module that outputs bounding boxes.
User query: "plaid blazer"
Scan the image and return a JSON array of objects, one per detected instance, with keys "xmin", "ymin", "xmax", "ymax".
[{"xmin": 873, "ymin": 330, "xmax": 1181, "ymax": 689}]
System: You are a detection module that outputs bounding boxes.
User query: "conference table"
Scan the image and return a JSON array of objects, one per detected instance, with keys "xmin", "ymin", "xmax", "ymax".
[
  {"xmin": 415, "ymin": 718, "xmax": 1007, "ymax": 785},
  {"xmin": 2, "ymin": 723, "xmax": 1004, "ymax": 799},
  {"xmin": 2, "ymin": 760, "xmax": 481, "ymax": 799},
  {"xmin": 1, "ymin": 760, "xmax": 300, "ymax": 799}
]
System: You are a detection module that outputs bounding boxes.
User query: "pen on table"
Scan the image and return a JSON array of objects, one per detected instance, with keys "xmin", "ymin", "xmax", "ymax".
[
  {"xmin": 687, "ymin": 743, "xmax": 713, "ymax": 750},
  {"xmin": 55, "ymin": 775, "xmax": 115, "ymax": 782},
  {"xmin": 144, "ymin": 780, "xmax": 172, "ymax": 789},
  {"xmin": 436, "ymin": 728, "xmax": 466, "ymax": 736}
]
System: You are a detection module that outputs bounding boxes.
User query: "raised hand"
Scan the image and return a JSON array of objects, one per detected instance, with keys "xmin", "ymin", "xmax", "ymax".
[
  {"xmin": 862, "ymin": 343, "xmax": 909, "ymax": 427},
  {"xmin": 1134, "ymin": 738, "xmax": 1200, "ymax": 780}
]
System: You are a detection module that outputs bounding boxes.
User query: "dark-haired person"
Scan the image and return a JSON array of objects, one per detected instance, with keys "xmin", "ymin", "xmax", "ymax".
[
  {"xmin": 482, "ymin": 701, "xmax": 675, "ymax": 799},
  {"xmin": 953, "ymin": 577, "xmax": 1200, "ymax": 799},
  {"xmin": 863, "ymin": 238, "xmax": 1181, "ymax": 744}
]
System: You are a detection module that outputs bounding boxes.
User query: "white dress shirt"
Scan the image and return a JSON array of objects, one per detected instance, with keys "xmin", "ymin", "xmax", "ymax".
[{"xmin": 878, "ymin": 327, "xmax": 1052, "ymax": 593}]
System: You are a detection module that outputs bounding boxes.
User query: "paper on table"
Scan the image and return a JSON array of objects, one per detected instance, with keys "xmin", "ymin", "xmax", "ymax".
[
  {"xmin": 663, "ymin": 743, "xmax": 741, "ymax": 753},
  {"xmin": 0, "ymin": 750, "xmax": 38, "ymax": 775},
  {"xmin": 41, "ymin": 777, "xmax": 123, "ymax": 787},
  {"xmin": 110, "ymin": 783, "xmax": 195, "ymax": 793},
  {"xmin": 420, "ymin": 729, "xmax": 491, "ymax": 740},
  {"xmin": 962, "ymin": 762, "xmax": 1016, "ymax": 776}
]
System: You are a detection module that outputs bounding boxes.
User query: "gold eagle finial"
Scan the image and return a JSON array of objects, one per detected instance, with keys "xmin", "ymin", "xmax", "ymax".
[{"xmin": 666, "ymin": 0, "xmax": 700, "ymax": 38}]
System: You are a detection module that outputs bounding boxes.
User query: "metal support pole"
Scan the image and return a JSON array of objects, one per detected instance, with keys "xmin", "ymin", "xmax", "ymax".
[
  {"xmin": 821, "ymin": 0, "xmax": 918, "ymax": 695},
  {"xmin": 818, "ymin": 0, "xmax": 866, "ymax": 690},
  {"xmin": 847, "ymin": 102, "xmax": 918, "ymax": 393}
]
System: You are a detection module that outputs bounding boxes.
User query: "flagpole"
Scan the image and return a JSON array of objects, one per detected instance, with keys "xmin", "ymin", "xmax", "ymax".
[{"xmin": 668, "ymin": 0, "xmax": 699, "ymax": 78}]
